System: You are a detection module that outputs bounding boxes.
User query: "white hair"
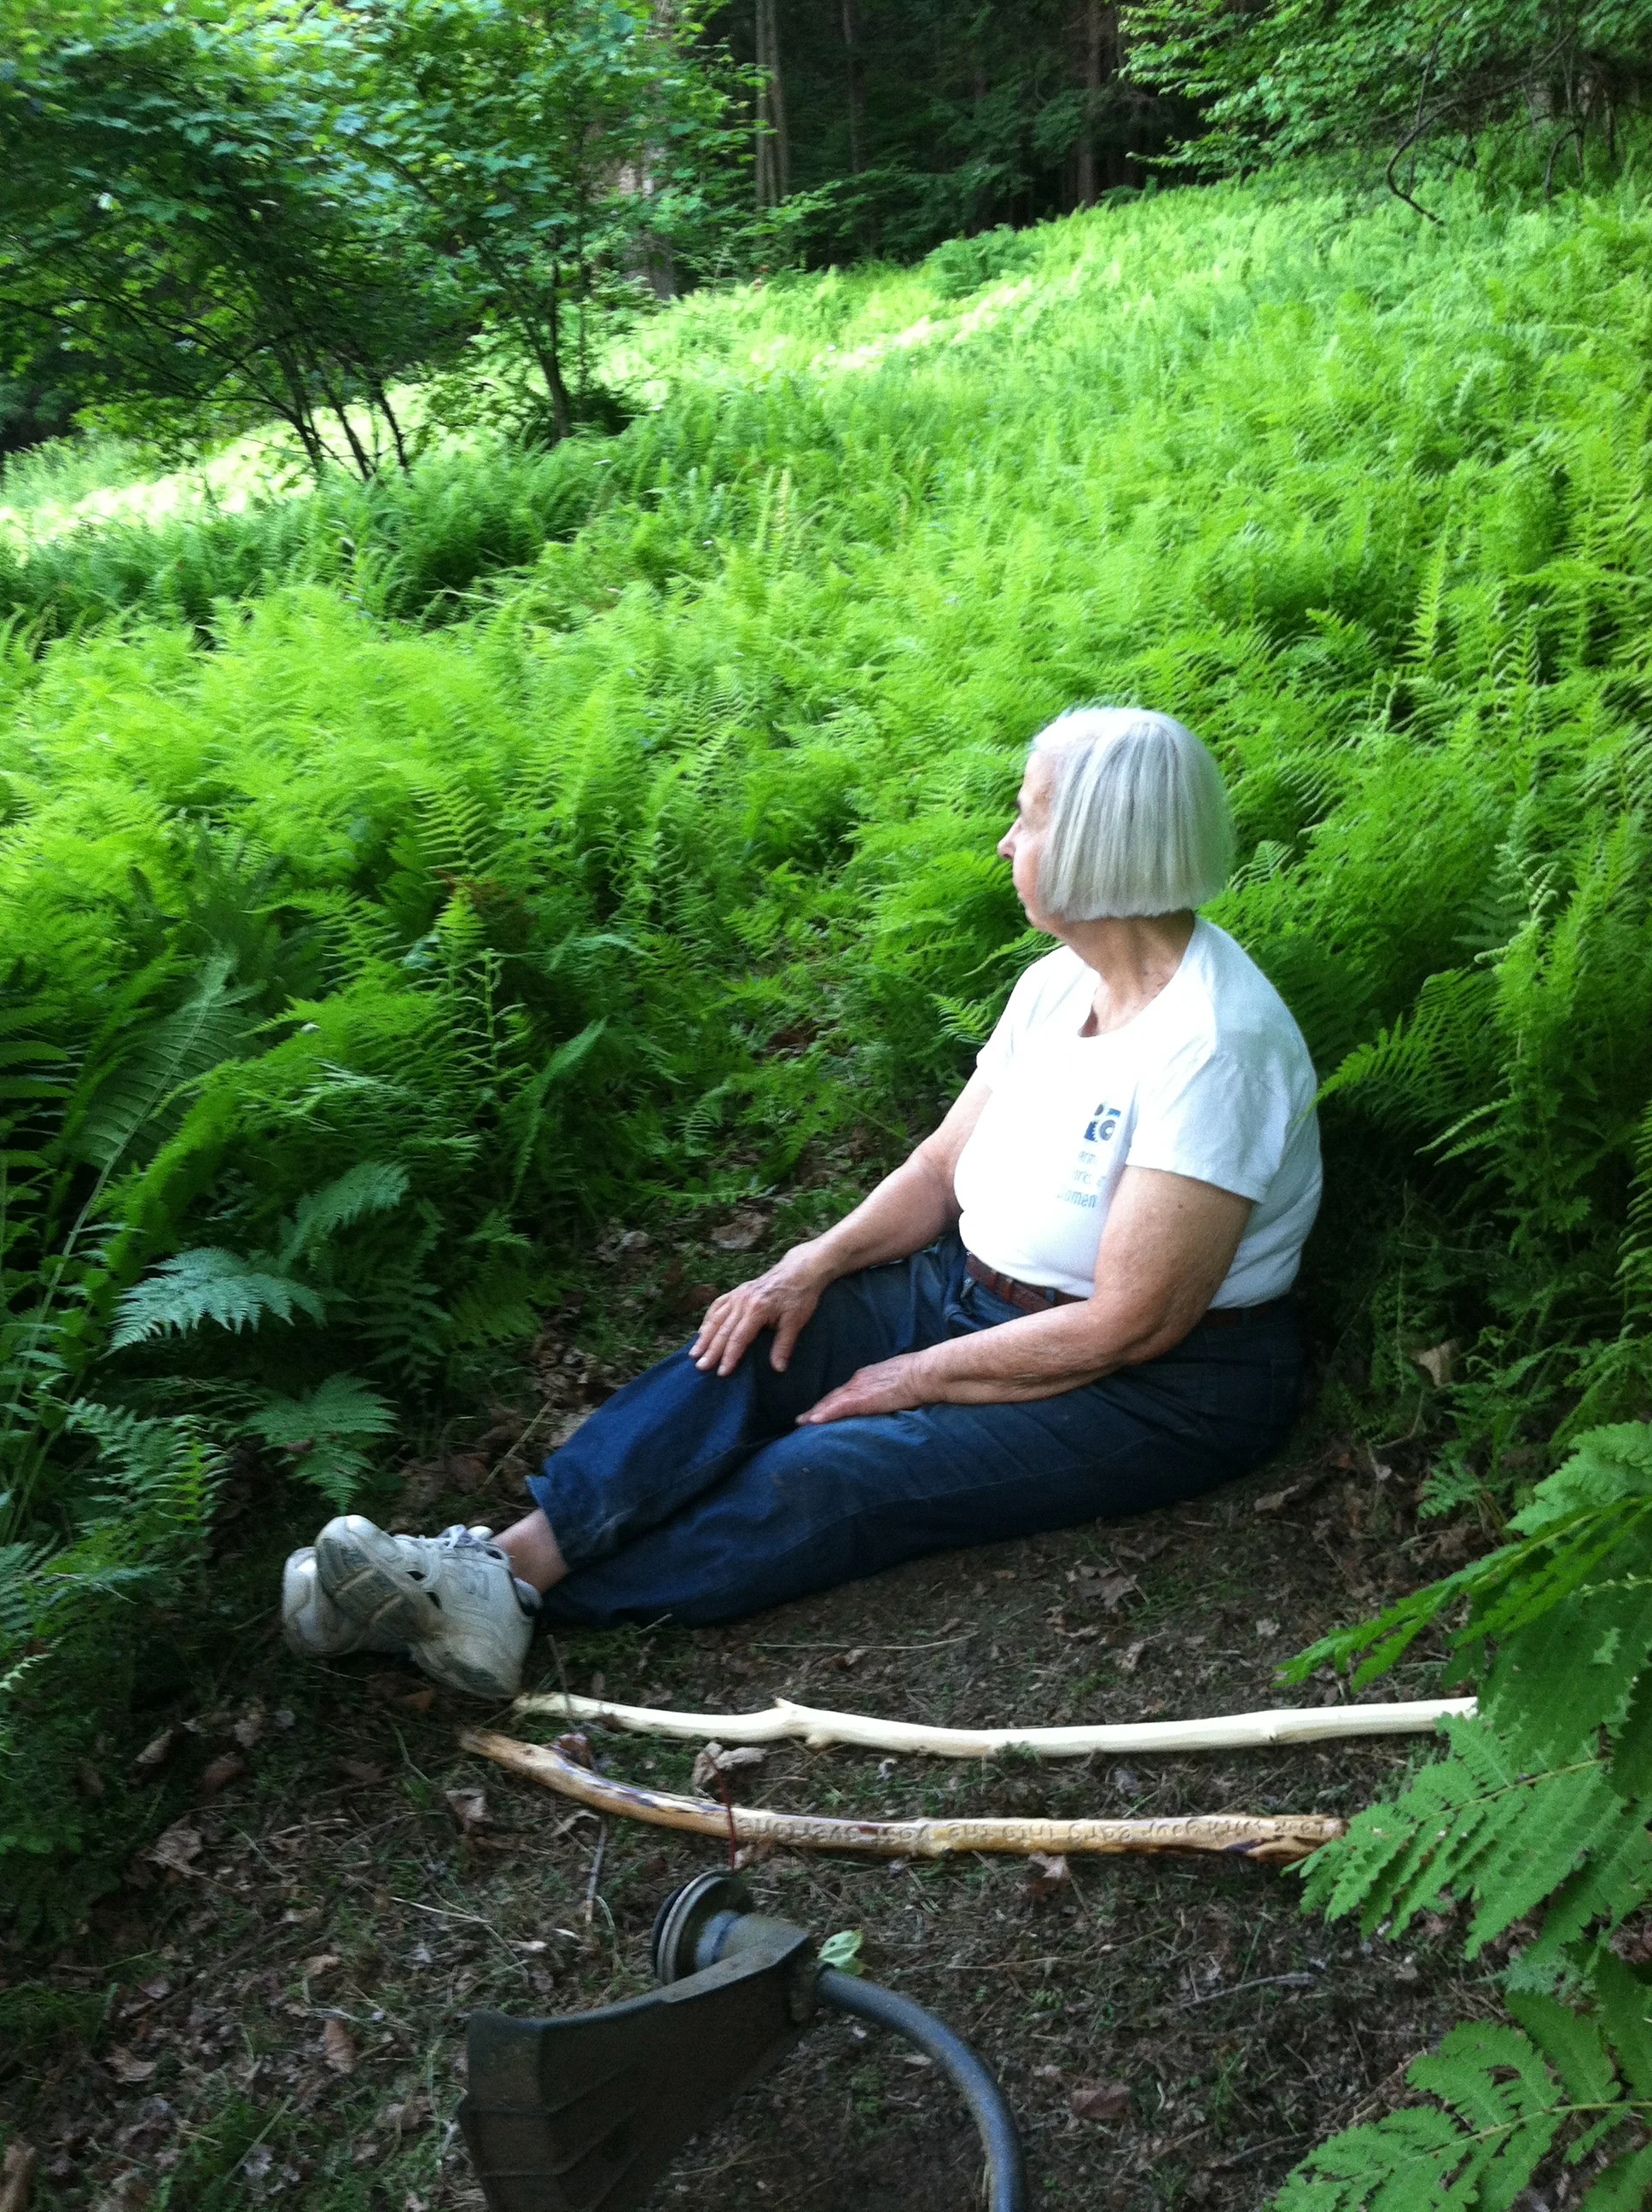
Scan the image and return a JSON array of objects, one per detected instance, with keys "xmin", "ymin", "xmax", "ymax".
[{"xmin": 1030, "ymin": 707, "xmax": 1235, "ymax": 920}]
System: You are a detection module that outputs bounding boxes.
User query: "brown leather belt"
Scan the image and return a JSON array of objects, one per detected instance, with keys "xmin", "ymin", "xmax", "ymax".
[{"xmin": 963, "ymin": 1252, "xmax": 1289, "ymax": 1329}]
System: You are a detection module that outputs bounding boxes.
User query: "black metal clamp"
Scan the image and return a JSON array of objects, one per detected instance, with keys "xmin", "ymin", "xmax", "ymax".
[{"xmin": 460, "ymin": 1871, "xmax": 1027, "ymax": 2212}]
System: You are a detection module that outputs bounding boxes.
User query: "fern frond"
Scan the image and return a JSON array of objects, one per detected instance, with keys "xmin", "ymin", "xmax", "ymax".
[
  {"xmin": 246, "ymin": 1373, "xmax": 396, "ymax": 1507},
  {"xmin": 246, "ymin": 1373, "xmax": 396, "ymax": 1449},
  {"xmin": 277, "ymin": 1161, "xmax": 410, "ymax": 1267},
  {"xmin": 1275, "ymin": 1965, "xmax": 1652, "ymax": 2212},
  {"xmin": 69, "ymin": 958, "xmax": 255, "ymax": 1177},
  {"xmin": 108, "ymin": 1249, "xmax": 324, "ymax": 1348}
]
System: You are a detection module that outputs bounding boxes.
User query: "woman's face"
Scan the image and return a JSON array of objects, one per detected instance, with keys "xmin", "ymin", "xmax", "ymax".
[{"xmin": 998, "ymin": 749, "xmax": 1059, "ymax": 930}]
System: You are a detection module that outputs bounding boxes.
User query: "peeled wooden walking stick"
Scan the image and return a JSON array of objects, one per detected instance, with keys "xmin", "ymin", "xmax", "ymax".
[
  {"xmin": 513, "ymin": 1689, "xmax": 1477, "ymax": 1760},
  {"xmin": 461, "ymin": 1728, "xmax": 1347, "ymax": 1866}
]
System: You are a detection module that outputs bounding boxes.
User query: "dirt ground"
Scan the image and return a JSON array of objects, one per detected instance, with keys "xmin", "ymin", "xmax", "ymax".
[{"xmin": 0, "ymin": 1216, "xmax": 1503, "ymax": 2212}]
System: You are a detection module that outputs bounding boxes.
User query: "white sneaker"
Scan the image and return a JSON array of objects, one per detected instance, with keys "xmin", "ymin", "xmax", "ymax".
[
  {"xmin": 282, "ymin": 1546, "xmax": 409, "ymax": 1661},
  {"xmin": 314, "ymin": 1516, "xmax": 538, "ymax": 1700}
]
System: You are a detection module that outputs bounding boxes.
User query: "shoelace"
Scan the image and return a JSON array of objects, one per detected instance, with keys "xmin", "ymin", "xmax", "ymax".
[
  {"xmin": 435, "ymin": 1523, "xmax": 501, "ymax": 1556},
  {"xmin": 434, "ymin": 1523, "xmax": 539, "ymax": 1612}
]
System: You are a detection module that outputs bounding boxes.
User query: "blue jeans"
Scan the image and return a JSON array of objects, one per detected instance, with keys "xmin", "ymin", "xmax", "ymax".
[{"xmin": 529, "ymin": 1234, "xmax": 1301, "ymax": 1629}]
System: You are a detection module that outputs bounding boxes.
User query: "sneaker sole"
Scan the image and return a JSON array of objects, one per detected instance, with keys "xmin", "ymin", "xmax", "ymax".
[
  {"xmin": 282, "ymin": 1549, "xmax": 410, "ymax": 1662},
  {"xmin": 315, "ymin": 1519, "xmax": 441, "ymax": 1644},
  {"xmin": 410, "ymin": 1638, "xmax": 521, "ymax": 1702}
]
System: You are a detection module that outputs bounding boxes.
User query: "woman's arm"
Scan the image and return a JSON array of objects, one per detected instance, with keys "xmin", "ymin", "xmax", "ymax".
[
  {"xmin": 799, "ymin": 1166, "xmax": 1253, "ymax": 1423},
  {"xmin": 690, "ymin": 1074, "xmax": 994, "ymax": 1377}
]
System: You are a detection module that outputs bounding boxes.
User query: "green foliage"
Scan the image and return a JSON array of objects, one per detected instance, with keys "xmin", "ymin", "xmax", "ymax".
[
  {"xmin": 710, "ymin": 0, "xmax": 1189, "ymax": 263},
  {"xmin": 0, "ymin": 0, "xmax": 737, "ymax": 471},
  {"xmin": 1124, "ymin": 1, "xmax": 1652, "ymax": 197},
  {"xmin": 0, "ymin": 9, "xmax": 460, "ymax": 472},
  {"xmin": 1275, "ymin": 1423, "xmax": 1652, "ymax": 2209},
  {"xmin": 0, "ymin": 433, "xmax": 616, "ymax": 643},
  {"xmin": 5, "ymin": 167, "xmax": 1652, "ymax": 1925},
  {"xmin": 1277, "ymin": 1964, "xmax": 1652, "ymax": 2212}
]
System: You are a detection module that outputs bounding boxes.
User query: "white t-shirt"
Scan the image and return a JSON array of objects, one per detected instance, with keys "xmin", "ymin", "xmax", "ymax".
[{"xmin": 953, "ymin": 920, "xmax": 1322, "ymax": 1307}]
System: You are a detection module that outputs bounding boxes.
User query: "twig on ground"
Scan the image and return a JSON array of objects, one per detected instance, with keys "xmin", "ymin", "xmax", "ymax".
[
  {"xmin": 582, "ymin": 1818, "xmax": 608, "ymax": 1945},
  {"xmin": 1173, "ymin": 1969, "xmax": 1323, "ymax": 2011}
]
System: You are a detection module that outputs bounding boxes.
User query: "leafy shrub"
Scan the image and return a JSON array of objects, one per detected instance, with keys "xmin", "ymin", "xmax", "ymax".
[
  {"xmin": 0, "ymin": 434, "xmax": 617, "ymax": 641},
  {"xmin": 924, "ymin": 224, "xmax": 1040, "ymax": 299}
]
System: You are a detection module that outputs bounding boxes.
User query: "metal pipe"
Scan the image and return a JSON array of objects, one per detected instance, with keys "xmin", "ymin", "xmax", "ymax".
[{"xmin": 817, "ymin": 1969, "xmax": 1027, "ymax": 2212}]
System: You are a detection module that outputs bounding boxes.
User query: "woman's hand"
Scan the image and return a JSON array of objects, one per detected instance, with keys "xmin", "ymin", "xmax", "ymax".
[
  {"xmin": 796, "ymin": 1351, "xmax": 934, "ymax": 1425},
  {"xmin": 691, "ymin": 1244, "xmax": 834, "ymax": 1376}
]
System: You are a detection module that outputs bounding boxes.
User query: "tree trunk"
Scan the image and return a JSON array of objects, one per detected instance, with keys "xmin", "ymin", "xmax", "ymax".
[
  {"xmin": 841, "ymin": 0, "xmax": 866, "ymax": 175},
  {"xmin": 541, "ymin": 274, "xmax": 573, "ymax": 443},
  {"xmin": 1076, "ymin": 0, "xmax": 1111, "ymax": 209},
  {"xmin": 753, "ymin": 0, "xmax": 789, "ymax": 208},
  {"xmin": 640, "ymin": 2, "xmax": 678, "ymax": 300},
  {"xmin": 368, "ymin": 375, "xmax": 412, "ymax": 473}
]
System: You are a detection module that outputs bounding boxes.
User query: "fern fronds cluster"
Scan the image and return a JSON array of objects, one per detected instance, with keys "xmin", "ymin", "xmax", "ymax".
[{"xmin": 1276, "ymin": 1422, "xmax": 1652, "ymax": 2209}]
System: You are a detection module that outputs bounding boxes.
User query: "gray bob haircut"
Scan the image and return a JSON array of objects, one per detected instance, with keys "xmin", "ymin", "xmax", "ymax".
[{"xmin": 1030, "ymin": 707, "xmax": 1235, "ymax": 920}]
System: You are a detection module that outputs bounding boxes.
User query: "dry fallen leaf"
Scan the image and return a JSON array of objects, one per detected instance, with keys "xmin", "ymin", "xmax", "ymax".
[
  {"xmin": 710, "ymin": 1209, "xmax": 765, "ymax": 1252},
  {"xmin": 105, "ymin": 2046, "xmax": 158, "ymax": 2086},
  {"xmin": 322, "ymin": 2019, "xmax": 358, "ymax": 2075},
  {"xmin": 1116, "ymin": 1640, "xmax": 1147, "ymax": 1675},
  {"xmin": 1413, "ymin": 1338, "xmax": 1458, "ymax": 1388},
  {"xmin": 1091, "ymin": 1572, "xmax": 1139, "ymax": 1613},
  {"xmin": 444, "ymin": 1452, "xmax": 488, "ymax": 1495},
  {"xmin": 138, "ymin": 1975, "xmax": 172, "ymax": 2005},
  {"xmin": 690, "ymin": 1743, "xmax": 766, "ymax": 1795},
  {"xmin": 334, "ymin": 1757, "xmax": 386, "ymax": 1787},
  {"xmin": 1069, "ymin": 2081, "xmax": 1133, "ymax": 2123},
  {"xmin": 1025, "ymin": 1851, "xmax": 1070, "ymax": 1902},
  {"xmin": 302, "ymin": 1953, "xmax": 341, "ymax": 1979},
  {"xmin": 398, "ymin": 1687, "xmax": 436, "ymax": 1714},
  {"xmin": 147, "ymin": 1821, "xmax": 204, "ymax": 1877},
  {"xmin": 381, "ymin": 2096, "xmax": 428, "ymax": 2140},
  {"xmin": 0, "ymin": 2139, "xmax": 38, "ymax": 2212},
  {"xmin": 1254, "ymin": 1616, "xmax": 1281, "ymax": 1642},
  {"xmin": 445, "ymin": 1786, "xmax": 491, "ymax": 1831},
  {"xmin": 132, "ymin": 1728, "xmax": 177, "ymax": 1772},
  {"xmin": 199, "ymin": 1751, "xmax": 245, "ymax": 1796},
  {"xmin": 232, "ymin": 1706, "xmax": 265, "ymax": 1751}
]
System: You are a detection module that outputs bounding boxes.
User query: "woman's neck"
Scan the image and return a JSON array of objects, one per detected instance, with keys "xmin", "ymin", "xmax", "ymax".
[{"xmin": 1053, "ymin": 911, "xmax": 1197, "ymax": 1037}]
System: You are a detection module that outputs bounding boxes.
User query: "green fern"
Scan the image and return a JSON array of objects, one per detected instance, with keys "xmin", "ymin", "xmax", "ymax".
[
  {"xmin": 1277, "ymin": 1424, "xmax": 1652, "ymax": 2206},
  {"xmin": 276, "ymin": 1160, "xmax": 410, "ymax": 1266},
  {"xmin": 246, "ymin": 1371, "xmax": 396, "ymax": 1506},
  {"xmin": 108, "ymin": 1248, "xmax": 325, "ymax": 1347},
  {"xmin": 1277, "ymin": 1959, "xmax": 1652, "ymax": 2212}
]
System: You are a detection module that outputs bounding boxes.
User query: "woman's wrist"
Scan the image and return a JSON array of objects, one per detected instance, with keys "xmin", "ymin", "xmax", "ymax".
[{"xmin": 782, "ymin": 1235, "xmax": 841, "ymax": 1291}]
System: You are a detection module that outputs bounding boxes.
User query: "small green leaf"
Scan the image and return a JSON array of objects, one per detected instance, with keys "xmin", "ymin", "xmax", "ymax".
[{"xmin": 818, "ymin": 1929, "xmax": 864, "ymax": 1976}]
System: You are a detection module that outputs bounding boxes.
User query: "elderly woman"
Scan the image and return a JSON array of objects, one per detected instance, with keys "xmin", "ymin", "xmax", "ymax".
[{"xmin": 282, "ymin": 708, "xmax": 1320, "ymax": 1697}]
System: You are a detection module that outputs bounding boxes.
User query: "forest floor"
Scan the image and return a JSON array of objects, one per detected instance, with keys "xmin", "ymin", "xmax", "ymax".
[{"xmin": 0, "ymin": 1214, "xmax": 1501, "ymax": 2212}]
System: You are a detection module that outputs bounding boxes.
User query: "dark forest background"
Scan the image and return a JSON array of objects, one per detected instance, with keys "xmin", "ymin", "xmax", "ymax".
[{"xmin": 707, "ymin": 1, "xmax": 1190, "ymax": 253}]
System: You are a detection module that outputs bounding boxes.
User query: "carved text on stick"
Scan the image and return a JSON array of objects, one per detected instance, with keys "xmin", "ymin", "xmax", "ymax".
[{"xmin": 461, "ymin": 1730, "xmax": 1347, "ymax": 1866}]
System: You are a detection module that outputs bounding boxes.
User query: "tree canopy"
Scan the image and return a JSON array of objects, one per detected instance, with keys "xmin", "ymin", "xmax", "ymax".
[{"xmin": 0, "ymin": 0, "xmax": 739, "ymax": 469}]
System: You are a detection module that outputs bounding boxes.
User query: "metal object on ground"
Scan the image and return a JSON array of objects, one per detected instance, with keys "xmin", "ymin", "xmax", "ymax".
[{"xmin": 460, "ymin": 1871, "xmax": 1026, "ymax": 2212}]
